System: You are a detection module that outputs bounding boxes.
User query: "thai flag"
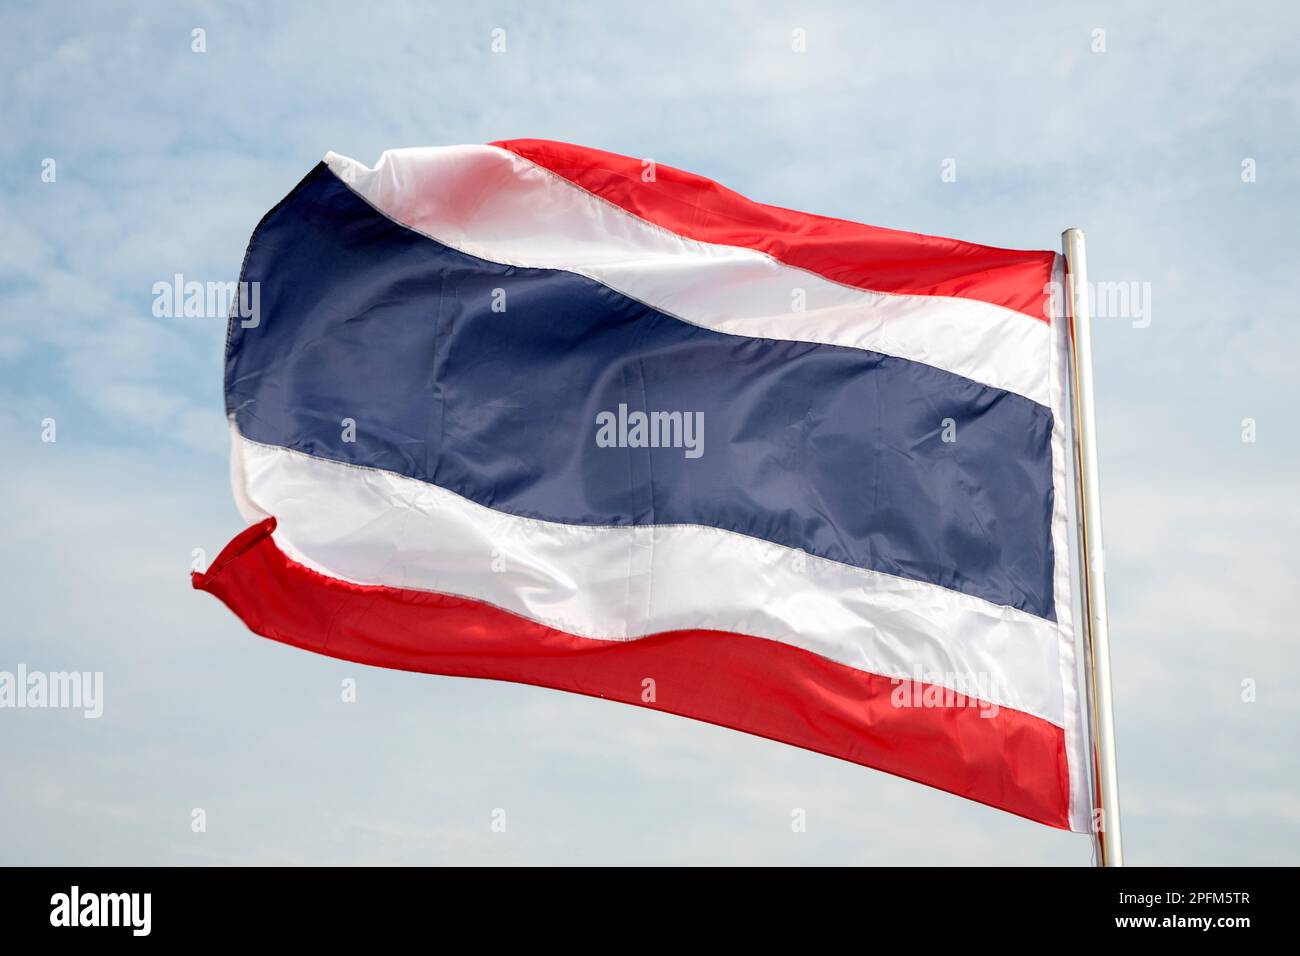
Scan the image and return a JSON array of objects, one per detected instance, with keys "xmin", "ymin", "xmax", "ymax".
[{"xmin": 195, "ymin": 140, "xmax": 1092, "ymax": 832}]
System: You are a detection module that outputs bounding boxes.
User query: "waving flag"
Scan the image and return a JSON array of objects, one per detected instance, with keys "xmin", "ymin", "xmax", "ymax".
[{"xmin": 194, "ymin": 140, "xmax": 1092, "ymax": 831}]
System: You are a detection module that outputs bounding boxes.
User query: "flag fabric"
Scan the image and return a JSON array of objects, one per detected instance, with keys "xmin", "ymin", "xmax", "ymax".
[{"xmin": 194, "ymin": 140, "xmax": 1092, "ymax": 832}]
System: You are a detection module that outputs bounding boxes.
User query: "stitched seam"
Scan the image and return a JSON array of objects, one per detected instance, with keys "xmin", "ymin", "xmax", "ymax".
[
  {"xmin": 492, "ymin": 144, "xmax": 1052, "ymax": 326},
  {"xmin": 264, "ymin": 526, "xmax": 1061, "ymax": 727},
  {"xmin": 323, "ymin": 151, "xmax": 1048, "ymax": 409},
  {"xmin": 238, "ymin": 432, "xmax": 1054, "ymax": 625}
]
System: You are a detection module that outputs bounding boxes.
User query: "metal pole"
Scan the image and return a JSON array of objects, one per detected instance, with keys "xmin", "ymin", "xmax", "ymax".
[{"xmin": 1062, "ymin": 228, "xmax": 1124, "ymax": 867}]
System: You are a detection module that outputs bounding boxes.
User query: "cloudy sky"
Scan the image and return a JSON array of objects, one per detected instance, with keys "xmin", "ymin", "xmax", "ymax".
[{"xmin": 2, "ymin": 0, "xmax": 1297, "ymax": 865}]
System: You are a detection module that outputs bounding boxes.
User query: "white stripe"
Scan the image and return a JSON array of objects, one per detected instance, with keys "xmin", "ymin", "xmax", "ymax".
[
  {"xmin": 233, "ymin": 430, "xmax": 1065, "ymax": 725},
  {"xmin": 323, "ymin": 147, "xmax": 1052, "ymax": 406}
]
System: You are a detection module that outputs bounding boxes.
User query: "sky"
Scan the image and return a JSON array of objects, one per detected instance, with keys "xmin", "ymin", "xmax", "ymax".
[{"xmin": 1, "ymin": 0, "xmax": 1297, "ymax": 865}]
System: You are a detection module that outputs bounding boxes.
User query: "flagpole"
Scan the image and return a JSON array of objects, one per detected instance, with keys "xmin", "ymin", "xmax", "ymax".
[{"xmin": 1061, "ymin": 228, "xmax": 1124, "ymax": 867}]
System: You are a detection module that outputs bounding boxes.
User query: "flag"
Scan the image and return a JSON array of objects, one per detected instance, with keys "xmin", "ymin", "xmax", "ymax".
[{"xmin": 195, "ymin": 140, "xmax": 1092, "ymax": 831}]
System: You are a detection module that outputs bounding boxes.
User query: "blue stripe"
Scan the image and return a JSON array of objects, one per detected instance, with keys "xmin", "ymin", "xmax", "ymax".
[{"xmin": 227, "ymin": 164, "xmax": 1058, "ymax": 620}]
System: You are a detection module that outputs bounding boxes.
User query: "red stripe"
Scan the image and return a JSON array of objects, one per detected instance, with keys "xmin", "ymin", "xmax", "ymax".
[
  {"xmin": 194, "ymin": 519, "xmax": 1071, "ymax": 829},
  {"xmin": 492, "ymin": 138, "xmax": 1056, "ymax": 323}
]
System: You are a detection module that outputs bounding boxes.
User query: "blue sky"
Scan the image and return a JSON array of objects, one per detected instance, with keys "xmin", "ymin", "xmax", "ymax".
[{"xmin": 2, "ymin": 0, "xmax": 1297, "ymax": 864}]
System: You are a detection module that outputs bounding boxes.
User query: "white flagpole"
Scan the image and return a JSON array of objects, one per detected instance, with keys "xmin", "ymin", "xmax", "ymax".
[{"xmin": 1062, "ymin": 229, "xmax": 1124, "ymax": 867}]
